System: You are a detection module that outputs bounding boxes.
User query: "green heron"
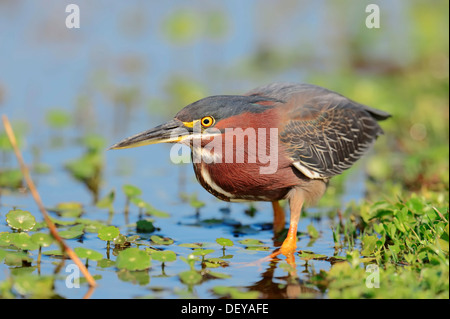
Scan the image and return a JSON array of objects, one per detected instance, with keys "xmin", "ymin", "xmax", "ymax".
[{"xmin": 110, "ymin": 83, "xmax": 390, "ymax": 256}]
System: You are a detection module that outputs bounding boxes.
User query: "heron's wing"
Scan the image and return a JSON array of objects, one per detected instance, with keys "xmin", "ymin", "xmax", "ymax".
[{"xmin": 246, "ymin": 83, "xmax": 390, "ymax": 179}]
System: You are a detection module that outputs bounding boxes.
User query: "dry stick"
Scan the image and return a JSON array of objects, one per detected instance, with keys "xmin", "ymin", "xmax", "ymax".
[{"xmin": 2, "ymin": 115, "xmax": 97, "ymax": 288}]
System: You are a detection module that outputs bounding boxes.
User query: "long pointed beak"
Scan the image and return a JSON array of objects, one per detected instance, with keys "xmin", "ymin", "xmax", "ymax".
[{"xmin": 108, "ymin": 119, "xmax": 190, "ymax": 150}]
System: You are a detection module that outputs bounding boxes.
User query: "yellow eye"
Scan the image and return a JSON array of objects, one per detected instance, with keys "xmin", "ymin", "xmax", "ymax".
[{"xmin": 201, "ymin": 116, "xmax": 214, "ymax": 127}]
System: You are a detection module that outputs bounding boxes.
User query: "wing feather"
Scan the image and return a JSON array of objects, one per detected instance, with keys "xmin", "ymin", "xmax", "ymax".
[{"xmin": 247, "ymin": 83, "xmax": 390, "ymax": 179}]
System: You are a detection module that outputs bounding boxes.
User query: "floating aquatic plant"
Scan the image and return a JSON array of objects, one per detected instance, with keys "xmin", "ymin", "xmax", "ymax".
[{"xmin": 6, "ymin": 210, "xmax": 36, "ymax": 232}]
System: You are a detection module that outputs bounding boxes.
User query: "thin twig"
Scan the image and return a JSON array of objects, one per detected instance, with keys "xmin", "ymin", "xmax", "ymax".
[{"xmin": 2, "ymin": 115, "xmax": 97, "ymax": 289}]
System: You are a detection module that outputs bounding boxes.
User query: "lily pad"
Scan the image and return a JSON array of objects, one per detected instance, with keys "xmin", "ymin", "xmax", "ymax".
[
  {"xmin": 192, "ymin": 249, "xmax": 215, "ymax": 257},
  {"xmin": 0, "ymin": 232, "xmax": 13, "ymax": 246},
  {"xmin": 13, "ymin": 274, "xmax": 55, "ymax": 298},
  {"xmin": 12, "ymin": 233, "xmax": 39, "ymax": 251},
  {"xmin": 74, "ymin": 247, "xmax": 103, "ymax": 261},
  {"xmin": 52, "ymin": 202, "xmax": 83, "ymax": 217},
  {"xmin": 151, "ymin": 250, "xmax": 177, "ymax": 263},
  {"xmin": 42, "ymin": 249, "xmax": 65, "ymax": 257},
  {"xmin": 205, "ymin": 271, "xmax": 231, "ymax": 279},
  {"xmin": 4, "ymin": 251, "xmax": 33, "ymax": 266},
  {"xmin": 116, "ymin": 248, "xmax": 151, "ymax": 271},
  {"xmin": 96, "ymin": 190, "xmax": 115, "ymax": 209},
  {"xmin": 49, "ymin": 217, "xmax": 76, "ymax": 226},
  {"xmin": 30, "ymin": 233, "xmax": 53, "ymax": 247},
  {"xmin": 150, "ymin": 235, "xmax": 174, "ymax": 245},
  {"xmin": 122, "ymin": 184, "xmax": 142, "ymax": 198},
  {"xmin": 189, "ymin": 195, "xmax": 205, "ymax": 209},
  {"xmin": 145, "ymin": 206, "xmax": 170, "ymax": 218},
  {"xmin": 216, "ymin": 238, "xmax": 234, "ymax": 247},
  {"xmin": 298, "ymin": 251, "xmax": 328, "ymax": 261},
  {"xmin": 113, "ymin": 234, "xmax": 128, "ymax": 246},
  {"xmin": 0, "ymin": 169, "xmax": 22, "ymax": 188},
  {"xmin": 77, "ymin": 219, "xmax": 106, "ymax": 233},
  {"xmin": 237, "ymin": 238, "xmax": 263, "ymax": 246},
  {"xmin": 179, "ymin": 270, "xmax": 202, "ymax": 285},
  {"xmin": 97, "ymin": 258, "xmax": 116, "ymax": 268},
  {"xmin": 98, "ymin": 226, "xmax": 120, "ymax": 241},
  {"xmin": 204, "ymin": 258, "xmax": 229, "ymax": 267},
  {"xmin": 136, "ymin": 220, "xmax": 155, "ymax": 233},
  {"xmin": 6, "ymin": 209, "xmax": 36, "ymax": 231},
  {"xmin": 59, "ymin": 225, "xmax": 84, "ymax": 239}
]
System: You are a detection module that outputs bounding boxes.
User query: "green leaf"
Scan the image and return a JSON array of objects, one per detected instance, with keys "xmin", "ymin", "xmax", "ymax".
[
  {"xmin": 298, "ymin": 251, "xmax": 327, "ymax": 261},
  {"xmin": 98, "ymin": 226, "xmax": 120, "ymax": 241},
  {"xmin": 216, "ymin": 238, "xmax": 234, "ymax": 247},
  {"xmin": 52, "ymin": 202, "xmax": 83, "ymax": 217},
  {"xmin": 205, "ymin": 257, "xmax": 229, "ymax": 266},
  {"xmin": 206, "ymin": 271, "xmax": 231, "ymax": 279},
  {"xmin": 126, "ymin": 235, "xmax": 140, "ymax": 243},
  {"xmin": 179, "ymin": 270, "xmax": 202, "ymax": 285},
  {"xmin": 46, "ymin": 109, "xmax": 71, "ymax": 128},
  {"xmin": 179, "ymin": 254, "xmax": 199, "ymax": 270},
  {"xmin": 129, "ymin": 198, "xmax": 170, "ymax": 218},
  {"xmin": 77, "ymin": 219, "xmax": 106, "ymax": 233},
  {"xmin": 6, "ymin": 209, "xmax": 36, "ymax": 231},
  {"xmin": 116, "ymin": 248, "xmax": 151, "ymax": 271},
  {"xmin": 212, "ymin": 286, "xmax": 259, "ymax": 299},
  {"xmin": 96, "ymin": 190, "xmax": 115, "ymax": 209},
  {"xmin": 117, "ymin": 269, "xmax": 149, "ymax": 286},
  {"xmin": 49, "ymin": 216, "xmax": 76, "ymax": 226},
  {"xmin": 129, "ymin": 197, "xmax": 147, "ymax": 208},
  {"xmin": 189, "ymin": 194, "xmax": 205, "ymax": 209},
  {"xmin": 42, "ymin": 249, "xmax": 64, "ymax": 257},
  {"xmin": 163, "ymin": 10, "xmax": 201, "ymax": 44},
  {"xmin": 436, "ymin": 224, "xmax": 449, "ymax": 253},
  {"xmin": 12, "ymin": 233, "xmax": 39, "ymax": 251},
  {"xmin": 13, "ymin": 275, "xmax": 55, "ymax": 298},
  {"xmin": 113, "ymin": 234, "xmax": 128, "ymax": 246},
  {"xmin": 150, "ymin": 235, "xmax": 174, "ymax": 245},
  {"xmin": 4, "ymin": 250, "xmax": 33, "ymax": 266},
  {"xmin": 30, "ymin": 233, "xmax": 53, "ymax": 247},
  {"xmin": 192, "ymin": 249, "xmax": 215, "ymax": 257},
  {"xmin": 82, "ymin": 134, "xmax": 106, "ymax": 153},
  {"xmin": 59, "ymin": 225, "xmax": 84, "ymax": 239},
  {"xmin": 0, "ymin": 232, "xmax": 13, "ymax": 246},
  {"xmin": 151, "ymin": 250, "xmax": 177, "ymax": 263},
  {"xmin": 122, "ymin": 184, "xmax": 142, "ymax": 199},
  {"xmin": 307, "ymin": 224, "xmax": 319, "ymax": 238},
  {"xmin": 97, "ymin": 258, "xmax": 115, "ymax": 268},
  {"xmin": 136, "ymin": 220, "xmax": 155, "ymax": 233},
  {"xmin": 65, "ymin": 153, "xmax": 101, "ymax": 180},
  {"xmin": 145, "ymin": 207, "xmax": 170, "ymax": 218},
  {"xmin": 361, "ymin": 235, "xmax": 378, "ymax": 256},
  {"xmin": 237, "ymin": 239, "xmax": 263, "ymax": 246},
  {"xmin": 0, "ymin": 169, "xmax": 22, "ymax": 188},
  {"xmin": 74, "ymin": 247, "xmax": 103, "ymax": 261}
]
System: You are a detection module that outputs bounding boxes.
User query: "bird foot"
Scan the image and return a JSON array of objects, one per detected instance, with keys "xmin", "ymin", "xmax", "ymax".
[{"xmin": 233, "ymin": 249, "xmax": 297, "ymax": 270}]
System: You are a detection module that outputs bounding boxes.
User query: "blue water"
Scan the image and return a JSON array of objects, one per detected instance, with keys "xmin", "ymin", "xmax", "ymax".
[{"xmin": 0, "ymin": 0, "xmax": 411, "ymax": 298}]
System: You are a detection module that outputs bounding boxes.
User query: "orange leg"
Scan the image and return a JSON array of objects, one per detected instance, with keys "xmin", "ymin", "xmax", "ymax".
[
  {"xmin": 280, "ymin": 188, "xmax": 304, "ymax": 256},
  {"xmin": 272, "ymin": 201, "xmax": 285, "ymax": 234}
]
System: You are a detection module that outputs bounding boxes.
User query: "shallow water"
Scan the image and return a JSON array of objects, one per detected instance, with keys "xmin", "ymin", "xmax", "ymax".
[{"xmin": 0, "ymin": 0, "xmax": 403, "ymax": 299}]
